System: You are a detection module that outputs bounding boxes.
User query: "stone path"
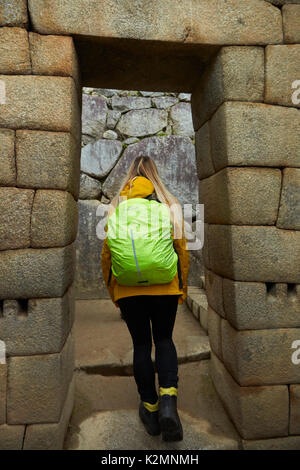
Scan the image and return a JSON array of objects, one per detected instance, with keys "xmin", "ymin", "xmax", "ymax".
[{"xmin": 64, "ymin": 289, "xmax": 241, "ymax": 450}]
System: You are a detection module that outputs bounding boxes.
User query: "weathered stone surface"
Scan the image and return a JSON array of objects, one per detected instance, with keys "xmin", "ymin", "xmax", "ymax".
[
  {"xmin": 81, "ymin": 139, "xmax": 122, "ymax": 179},
  {"xmin": 79, "ymin": 174, "xmax": 102, "ymax": 200},
  {"xmin": 0, "ymin": 129, "xmax": 15, "ymax": 186},
  {"xmin": 16, "ymin": 130, "xmax": 80, "ymax": 199},
  {"xmin": 282, "ymin": 5, "xmax": 300, "ymax": 43},
  {"xmin": 170, "ymin": 102, "xmax": 194, "ymax": 137},
  {"xmin": 75, "ymin": 200, "xmax": 107, "ymax": 299},
  {"xmin": 103, "ymin": 130, "xmax": 118, "ymax": 140},
  {"xmin": 23, "ymin": 375, "xmax": 75, "ymax": 450},
  {"xmin": 102, "ymin": 136, "xmax": 198, "ymax": 209},
  {"xmin": 28, "ymin": 0, "xmax": 282, "ymax": 46},
  {"xmin": 152, "ymin": 96, "xmax": 178, "ymax": 108},
  {"xmin": 265, "ymin": 45, "xmax": 300, "ymax": 108},
  {"xmin": 277, "ymin": 169, "xmax": 300, "ymax": 230},
  {"xmin": 0, "ymin": 424, "xmax": 25, "ymax": 450},
  {"xmin": 0, "ymin": 285, "xmax": 74, "ymax": 356},
  {"xmin": 222, "ymin": 320, "xmax": 300, "ymax": 386},
  {"xmin": 106, "ymin": 110, "xmax": 121, "ymax": 129},
  {"xmin": 116, "ymin": 109, "xmax": 168, "ymax": 137},
  {"xmin": 111, "ymin": 96, "xmax": 151, "ymax": 111},
  {"xmin": 82, "ymin": 94, "xmax": 107, "ymax": 139},
  {"xmin": 205, "ymin": 268, "xmax": 225, "ymax": 318},
  {"xmin": 7, "ymin": 330, "xmax": 74, "ymax": 424},
  {"xmin": 210, "ymin": 351, "xmax": 289, "ymax": 439},
  {"xmin": 0, "ymin": 244, "xmax": 75, "ymax": 299},
  {"xmin": 0, "ymin": 365, "xmax": 6, "ymax": 424},
  {"xmin": 223, "ymin": 279, "xmax": 300, "ymax": 330},
  {"xmin": 265, "ymin": 1, "xmax": 300, "ymax": 5},
  {"xmin": 0, "ymin": 76, "xmax": 80, "ymax": 138},
  {"xmin": 199, "ymin": 168, "xmax": 281, "ymax": 226},
  {"xmin": 195, "ymin": 121, "xmax": 214, "ymax": 180},
  {"xmin": 290, "ymin": 385, "xmax": 300, "ymax": 435},
  {"xmin": 31, "ymin": 190, "xmax": 78, "ymax": 248},
  {"xmin": 209, "ymin": 225, "xmax": 300, "ymax": 283},
  {"xmin": 0, "ymin": 0, "xmax": 28, "ymax": 27},
  {"xmin": 178, "ymin": 93, "xmax": 191, "ymax": 102},
  {"xmin": 0, "ymin": 187, "xmax": 34, "ymax": 250},
  {"xmin": 29, "ymin": 33, "xmax": 80, "ymax": 87},
  {"xmin": 0, "ymin": 27, "xmax": 31, "ymax": 74},
  {"xmin": 242, "ymin": 436, "xmax": 300, "ymax": 451},
  {"xmin": 210, "ymin": 102, "xmax": 300, "ymax": 171},
  {"xmin": 208, "ymin": 307, "xmax": 222, "ymax": 361},
  {"xmin": 192, "ymin": 46, "xmax": 264, "ymax": 130}
]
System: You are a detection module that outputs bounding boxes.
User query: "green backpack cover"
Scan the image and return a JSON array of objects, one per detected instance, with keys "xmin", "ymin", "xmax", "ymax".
[{"xmin": 106, "ymin": 197, "xmax": 178, "ymax": 286}]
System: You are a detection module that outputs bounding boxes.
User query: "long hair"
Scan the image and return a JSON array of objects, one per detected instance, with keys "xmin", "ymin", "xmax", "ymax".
[{"xmin": 108, "ymin": 156, "xmax": 184, "ymax": 238}]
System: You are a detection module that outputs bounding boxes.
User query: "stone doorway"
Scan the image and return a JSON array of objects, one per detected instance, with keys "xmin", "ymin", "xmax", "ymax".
[{"xmin": 0, "ymin": 0, "xmax": 300, "ymax": 450}]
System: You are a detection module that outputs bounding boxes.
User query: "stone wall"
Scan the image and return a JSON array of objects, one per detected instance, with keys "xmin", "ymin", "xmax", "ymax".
[{"xmin": 75, "ymin": 88, "xmax": 203, "ymax": 299}]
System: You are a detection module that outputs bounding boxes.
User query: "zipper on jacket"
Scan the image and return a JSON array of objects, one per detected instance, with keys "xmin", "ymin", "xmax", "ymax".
[{"xmin": 108, "ymin": 265, "xmax": 112, "ymax": 286}]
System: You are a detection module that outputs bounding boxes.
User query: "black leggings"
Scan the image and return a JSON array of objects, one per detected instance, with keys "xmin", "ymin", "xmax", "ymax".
[{"xmin": 118, "ymin": 294, "xmax": 180, "ymax": 404}]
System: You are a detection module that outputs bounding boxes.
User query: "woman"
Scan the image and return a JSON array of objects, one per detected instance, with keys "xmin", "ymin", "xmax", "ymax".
[{"xmin": 101, "ymin": 156, "xmax": 190, "ymax": 442}]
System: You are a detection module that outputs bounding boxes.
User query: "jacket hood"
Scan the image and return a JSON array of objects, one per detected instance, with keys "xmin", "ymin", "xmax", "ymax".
[{"xmin": 120, "ymin": 176, "xmax": 155, "ymax": 199}]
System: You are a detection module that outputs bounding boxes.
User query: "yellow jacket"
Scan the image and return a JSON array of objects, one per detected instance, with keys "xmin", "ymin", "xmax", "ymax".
[{"xmin": 101, "ymin": 176, "xmax": 190, "ymax": 308}]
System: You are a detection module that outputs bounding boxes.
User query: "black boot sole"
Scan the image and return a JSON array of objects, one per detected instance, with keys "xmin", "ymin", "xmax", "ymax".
[{"xmin": 159, "ymin": 416, "xmax": 183, "ymax": 442}]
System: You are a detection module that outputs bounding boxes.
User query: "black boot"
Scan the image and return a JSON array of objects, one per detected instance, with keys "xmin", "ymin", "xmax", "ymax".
[
  {"xmin": 139, "ymin": 401, "xmax": 161, "ymax": 436},
  {"xmin": 158, "ymin": 393, "xmax": 183, "ymax": 442}
]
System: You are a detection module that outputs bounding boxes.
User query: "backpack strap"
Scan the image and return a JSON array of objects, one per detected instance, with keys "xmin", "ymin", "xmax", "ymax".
[{"xmin": 172, "ymin": 245, "xmax": 183, "ymax": 289}]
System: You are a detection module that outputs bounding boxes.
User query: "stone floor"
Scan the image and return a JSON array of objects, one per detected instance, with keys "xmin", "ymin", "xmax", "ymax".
[{"xmin": 64, "ymin": 295, "xmax": 241, "ymax": 450}]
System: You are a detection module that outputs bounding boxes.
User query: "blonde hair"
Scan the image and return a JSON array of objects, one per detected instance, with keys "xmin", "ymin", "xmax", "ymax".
[{"xmin": 108, "ymin": 156, "xmax": 184, "ymax": 238}]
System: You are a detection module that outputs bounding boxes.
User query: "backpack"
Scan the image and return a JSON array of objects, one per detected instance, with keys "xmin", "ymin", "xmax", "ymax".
[{"xmin": 106, "ymin": 196, "xmax": 178, "ymax": 286}]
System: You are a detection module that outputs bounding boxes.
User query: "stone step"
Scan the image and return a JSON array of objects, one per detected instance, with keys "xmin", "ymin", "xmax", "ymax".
[
  {"xmin": 74, "ymin": 299, "xmax": 210, "ymax": 375},
  {"xmin": 186, "ymin": 286, "xmax": 208, "ymax": 332},
  {"xmin": 64, "ymin": 360, "xmax": 240, "ymax": 450}
]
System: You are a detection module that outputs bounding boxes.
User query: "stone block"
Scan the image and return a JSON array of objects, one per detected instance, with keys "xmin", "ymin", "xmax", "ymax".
[
  {"xmin": 116, "ymin": 109, "xmax": 168, "ymax": 137},
  {"xmin": 208, "ymin": 225, "xmax": 300, "ymax": 283},
  {"xmin": 0, "ymin": 76, "xmax": 80, "ymax": 139},
  {"xmin": 277, "ymin": 168, "xmax": 300, "ymax": 230},
  {"xmin": 242, "ymin": 436, "xmax": 300, "ymax": 450},
  {"xmin": 0, "ymin": 0, "xmax": 28, "ymax": 27},
  {"xmin": 205, "ymin": 268, "xmax": 225, "ymax": 318},
  {"xmin": 222, "ymin": 320, "xmax": 300, "ymax": 386},
  {"xmin": 31, "ymin": 190, "xmax": 78, "ymax": 248},
  {"xmin": 290, "ymin": 385, "xmax": 300, "ymax": 435},
  {"xmin": 7, "ymin": 329, "xmax": 74, "ymax": 424},
  {"xmin": 0, "ymin": 243, "xmax": 75, "ymax": 299},
  {"xmin": 111, "ymin": 95, "xmax": 151, "ymax": 111},
  {"xmin": 82, "ymin": 94, "xmax": 107, "ymax": 139},
  {"xmin": 0, "ymin": 284, "xmax": 74, "ymax": 356},
  {"xmin": 198, "ymin": 167, "xmax": 281, "ymax": 225},
  {"xmin": 194, "ymin": 121, "xmax": 215, "ymax": 180},
  {"xmin": 29, "ymin": 33, "xmax": 80, "ymax": 89},
  {"xmin": 192, "ymin": 46, "xmax": 264, "ymax": 130},
  {"xmin": 207, "ymin": 306, "xmax": 222, "ymax": 361},
  {"xmin": 75, "ymin": 200, "xmax": 107, "ymax": 299},
  {"xmin": 282, "ymin": 5, "xmax": 300, "ymax": 43},
  {"xmin": 0, "ymin": 129, "xmax": 15, "ymax": 186},
  {"xmin": 16, "ymin": 130, "xmax": 80, "ymax": 199},
  {"xmin": 0, "ymin": 424, "xmax": 25, "ymax": 450},
  {"xmin": 210, "ymin": 102, "xmax": 300, "ymax": 171},
  {"xmin": 79, "ymin": 174, "xmax": 102, "ymax": 199},
  {"xmin": 223, "ymin": 279, "xmax": 300, "ymax": 330},
  {"xmin": 210, "ymin": 351, "xmax": 289, "ymax": 439},
  {"xmin": 0, "ymin": 365, "xmax": 6, "ymax": 424},
  {"xmin": 265, "ymin": 45, "xmax": 300, "ymax": 108},
  {"xmin": 80, "ymin": 139, "xmax": 122, "ymax": 179},
  {"xmin": 202, "ymin": 223, "xmax": 210, "ymax": 270},
  {"xmin": 170, "ymin": 102, "xmax": 194, "ymax": 137},
  {"xmin": 28, "ymin": 0, "xmax": 282, "ymax": 46},
  {"xmin": 0, "ymin": 27, "xmax": 31, "ymax": 74},
  {"xmin": 0, "ymin": 187, "xmax": 34, "ymax": 250},
  {"xmin": 23, "ymin": 375, "xmax": 75, "ymax": 450}
]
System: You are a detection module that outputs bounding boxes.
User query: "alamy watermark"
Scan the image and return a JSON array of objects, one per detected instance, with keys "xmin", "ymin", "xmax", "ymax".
[
  {"xmin": 96, "ymin": 200, "xmax": 204, "ymax": 251},
  {"xmin": 292, "ymin": 80, "xmax": 300, "ymax": 105},
  {"xmin": 0, "ymin": 340, "xmax": 6, "ymax": 365},
  {"xmin": 0, "ymin": 80, "xmax": 6, "ymax": 105}
]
